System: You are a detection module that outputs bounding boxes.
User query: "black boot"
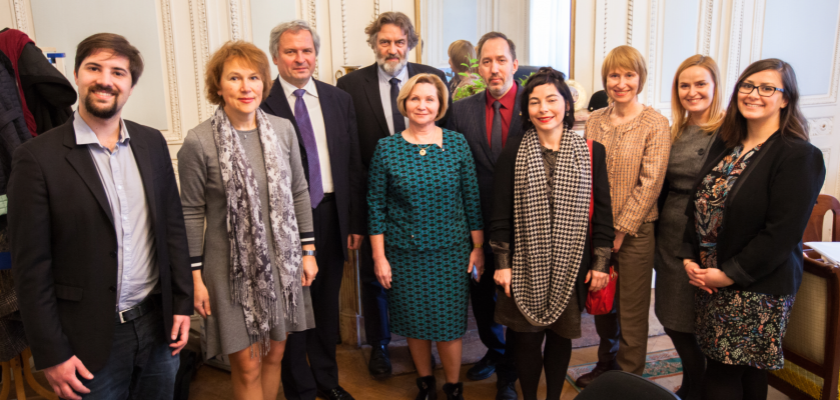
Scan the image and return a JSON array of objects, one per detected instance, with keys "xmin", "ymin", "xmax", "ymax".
[
  {"xmin": 416, "ymin": 376, "xmax": 437, "ymax": 400},
  {"xmin": 442, "ymin": 382, "xmax": 464, "ymax": 400}
]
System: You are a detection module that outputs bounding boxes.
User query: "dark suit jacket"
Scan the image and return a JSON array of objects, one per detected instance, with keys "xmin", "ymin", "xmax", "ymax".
[
  {"xmin": 8, "ymin": 117, "xmax": 193, "ymax": 371},
  {"xmin": 336, "ymin": 62, "xmax": 452, "ymax": 167},
  {"xmin": 679, "ymin": 132, "xmax": 825, "ymax": 296},
  {"xmin": 260, "ymin": 77, "xmax": 366, "ymax": 259},
  {"xmin": 448, "ymin": 84, "xmax": 524, "ymax": 242}
]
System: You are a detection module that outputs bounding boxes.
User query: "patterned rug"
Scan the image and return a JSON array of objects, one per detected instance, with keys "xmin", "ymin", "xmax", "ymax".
[{"xmin": 566, "ymin": 349, "xmax": 683, "ymax": 393}]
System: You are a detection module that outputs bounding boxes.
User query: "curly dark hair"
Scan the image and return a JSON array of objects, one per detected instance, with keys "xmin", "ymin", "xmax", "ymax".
[{"xmin": 520, "ymin": 67, "xmax": 575, "ymax": 131}]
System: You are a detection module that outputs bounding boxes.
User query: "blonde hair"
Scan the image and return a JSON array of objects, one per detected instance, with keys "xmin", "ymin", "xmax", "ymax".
[
  {"xmin": 601, "ymin": 45, "xmax": 647, "ymax": 100},
  {"xmin": 447, "ymin": 40, "xmax": 476, "ymax": 73},
  {"xmin": 670, "ymin": 55, "xmax": 724, "ymax": 140},
  {"xmin": 205, "ymin": 41, "xmax": 272, "ymax": 106},
  {"xmin": 396, "ymin": 73, "xmax": 449, "ymax": 121}
]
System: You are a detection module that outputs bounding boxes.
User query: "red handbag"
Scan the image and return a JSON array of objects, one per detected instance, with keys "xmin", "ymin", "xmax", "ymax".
[
  {"xmin": 583, "ymin": 139, "xmax": 618, "ymax": 315},
  {"xmin": 586, "ymin": 266, "xmax": 617, "ymax": 315}
]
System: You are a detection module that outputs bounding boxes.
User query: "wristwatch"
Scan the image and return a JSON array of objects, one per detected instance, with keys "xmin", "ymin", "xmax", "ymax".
[{"xmin": 302, "ymin": 250, "xmax": 317, "ymax": 257}]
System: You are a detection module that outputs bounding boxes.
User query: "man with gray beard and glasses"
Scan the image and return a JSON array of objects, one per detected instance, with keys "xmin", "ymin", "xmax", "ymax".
[{"xmin": 336, "ymin": 11, "xmax": 450, "ymax": 379}]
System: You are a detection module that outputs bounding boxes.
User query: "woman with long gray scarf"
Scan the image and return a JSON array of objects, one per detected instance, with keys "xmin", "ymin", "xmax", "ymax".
[
  {"xmin": 490, "ymin": 68, "xmax": 614, "ymax": 400},
  {"xmin": 178, "ymin": 41, "xmax": 317, "ymax": 400}
]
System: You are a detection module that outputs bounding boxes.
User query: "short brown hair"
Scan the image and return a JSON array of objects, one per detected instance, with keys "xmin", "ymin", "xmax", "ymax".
[
  {"xmin": 396, "ymin": 73, "xmax": 449, "ymax": 121},
  {"xmin": 205, "ymin": 41, "xmax": 273, "ymax": 106},
  {"xmin": 75, "ymin": 33, "xmax": 144, "ymax": 87},
  {"xmin": 365, "ymin": 12, "xmax": 419, "ymax": 51},
  {"xmin": 448, "ymin": 40, "xmax": 476, "ymax": 73},
  {"xmin": 476, "ymin": 32, "xmax": 517, "ymax": 61},
  {"xmin": 601, "ymin": 45, "xmax": 648, "ymax": 98},
  {"xmin": 719, "ymin": 58, "xmax": 809, "ymax": 147}
]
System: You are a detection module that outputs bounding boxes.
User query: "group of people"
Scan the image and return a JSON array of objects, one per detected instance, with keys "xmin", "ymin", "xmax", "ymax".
[{"xmin": 5, "ymin": 9, "xmax": 826, "ymax": 400}]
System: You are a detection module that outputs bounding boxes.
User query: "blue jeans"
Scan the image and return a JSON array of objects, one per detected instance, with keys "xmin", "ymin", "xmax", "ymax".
[{"xmin": 77, "ymin": 306, "xmax": 179, "ymax": 400}]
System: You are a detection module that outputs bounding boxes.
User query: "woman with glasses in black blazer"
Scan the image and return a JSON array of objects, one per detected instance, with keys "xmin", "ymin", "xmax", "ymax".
[{"xmin": 680, "ymin": 58, "xmax": 825, "ymax": 400}]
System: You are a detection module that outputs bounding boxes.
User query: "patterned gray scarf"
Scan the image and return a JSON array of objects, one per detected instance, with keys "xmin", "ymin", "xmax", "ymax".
[
  {"xmin": 511, "ymin": 129, "xmax": 591, "ymax": 326},
  {"xmin": 211, "ymin": 106, "xmax": 302, "ymax": 354}
]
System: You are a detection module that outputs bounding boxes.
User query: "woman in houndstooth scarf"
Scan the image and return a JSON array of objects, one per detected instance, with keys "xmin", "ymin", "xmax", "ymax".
[{"xmin": 490, "ymin": 68, "xmax": 614, "ymax": 400}]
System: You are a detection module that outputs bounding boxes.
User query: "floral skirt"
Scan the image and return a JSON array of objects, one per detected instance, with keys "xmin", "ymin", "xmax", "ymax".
[{"xmin": 695, "ymin": 288, "xmax": 795, "ymax": 370}]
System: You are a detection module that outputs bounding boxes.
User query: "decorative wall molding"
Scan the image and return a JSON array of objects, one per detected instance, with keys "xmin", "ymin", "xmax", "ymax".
[
  {"xmin": 374, "ymin": 0, "xmax": 380, "ymax": 17},
  {"xmin": 477, "ymin": 0, "xmax": 500, "ymax": 36},
  {"xmin": 810, "ymin": 117, "xmax": 835, "ymax": 137},
  {"xmin": 160, "ymin": 0, "xmax": 182, "ymax": 142},
  {"xmin": 341, "ymin": 0, "xmax": 349, "ymax": 65},
  {"xmin": 626, "ymin": 0, "xmax": 633, "ymax": 46},
  {"xmin": 12, "ymin": 0, "xmax": 29, "ymax": 35},
  {"xmin": 701, "ymin": 0, "xmax": 714, "ymax": 55},
  {"xmin": 602, "ymin": 0, "xmax": 609, "ymax": 58},
  {"xmin": 645, "ymin": 0, "xmax": 659, "ymax": 106},
  {"xmin": 308, "ymin": 0, "xmax": 318, "ymax": 79},
  {"xmin": 724, "ymin": 0, "xmax": 746, "ymax": 100},
  {"xmin": 229, "ymin": 0, "xmax": 243, "ymax": 41},
  {"xmin": 189, "ymin": 0, "xmax": 213, "ymax": 121}
]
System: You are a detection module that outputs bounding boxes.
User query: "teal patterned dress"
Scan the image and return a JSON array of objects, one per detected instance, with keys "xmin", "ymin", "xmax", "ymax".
[
  {"xmin": 367, "ymin": 129, "xmax": 484, "ymax": 341},
  {"xmin": 693, "ymin": 144, "xmax": 795, "ymax": 369}
]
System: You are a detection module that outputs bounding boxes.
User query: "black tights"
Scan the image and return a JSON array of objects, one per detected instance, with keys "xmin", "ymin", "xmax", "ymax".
[
  {"xmin": 512, "ymin": 329, "xmax": 572, "ymax": 400},
  {"xmin": 664, "ymin": 328, "xmax": 705, "ymax": 400},
  {"xmin": 703, "ymin": 357, "xmax": 768, "ymax": 400}
]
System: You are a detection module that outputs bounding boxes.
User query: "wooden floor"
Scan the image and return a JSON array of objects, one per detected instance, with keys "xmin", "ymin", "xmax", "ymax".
[{"xmin": 185, "ymin": 334, "xmax": 791, "ymax": 400}]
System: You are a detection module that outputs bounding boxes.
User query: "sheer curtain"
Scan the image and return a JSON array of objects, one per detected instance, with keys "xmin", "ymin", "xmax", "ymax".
[{"xmin": 528, "ymin": 0, "xmax": 572, "ymax": 74}]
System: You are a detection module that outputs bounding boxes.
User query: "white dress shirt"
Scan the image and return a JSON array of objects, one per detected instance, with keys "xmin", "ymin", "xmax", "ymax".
[
  {"xmin": 377, "ymin": 64, "xmax": 410, "ymax": 135},
  {"xmin": 278, "ymin": 76, "xmax": 334, "ymax": 193}
]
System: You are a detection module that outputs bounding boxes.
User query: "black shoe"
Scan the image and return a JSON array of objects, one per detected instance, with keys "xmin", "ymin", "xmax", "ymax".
[
  {"xmin": 369, "ymin": 344, "xmax": 392, "ymax": 379},
  {"xmin": 416, "ymin": 376, "xmax": 437, "ymax": 400},
  {"xmin": 442, "ymin": 382, "xmax": 464, "ymax": 400},
  {"xmin": 466, "ymin": 351, "xmax": 502, "ymax": 381},
  {"xmin": 495, "ymin": 378, "xmax": 518, "ymax": 400},
  {"xmin": 574, "ymin": 360, "xmax": 620, "ymax": 388},
  {"xmin": 317, "ymin": 386, "xmax": 355, "ymax": 400}
]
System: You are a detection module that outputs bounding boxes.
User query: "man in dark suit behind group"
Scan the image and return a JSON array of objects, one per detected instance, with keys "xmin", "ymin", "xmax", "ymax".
[
  {"xmin": 447, "ymin": 31, "xmax": 523, "ymax": 400},
  {"xmin": 9, "ymin": 33, "xmax": 193, "ymax": 400},
  {"xmin": 336, "ymin": 11, "xmax": 450, "ymax": 379},
  {"xmin": 260, "ymin": 20, "xmax": 365, "ymax": 400}
]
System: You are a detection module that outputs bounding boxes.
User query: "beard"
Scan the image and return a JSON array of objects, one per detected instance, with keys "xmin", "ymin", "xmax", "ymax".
[
  {"xmin": 376, "ymin": 52, "xmax": 408, "ymax": 76},
  {"xmin": 83, "ymin": 84, "xmax": 121, "ymax": 120}
]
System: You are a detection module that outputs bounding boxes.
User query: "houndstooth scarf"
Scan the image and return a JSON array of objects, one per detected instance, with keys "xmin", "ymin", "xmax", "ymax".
[
  {"xmin": 511, "ymin": 128, "xmax": 591, "ymax": 326},
  {"xmin": 211, "ymin": 106, "xmax": 302, "ymax": 354}
]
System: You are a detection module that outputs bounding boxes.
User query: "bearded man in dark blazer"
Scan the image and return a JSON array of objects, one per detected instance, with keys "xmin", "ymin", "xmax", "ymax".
[
  {"xmin": 9, "ymin": 33, "xmax": 192, "ymax": 400},
  {"xmin": 447, "ymin": 31, "xmax": 523, "ymax": 400},
  {"xmin": 260, "ymin": 20, "xmax": 365, "ymax": 400},
  {"xmin": 335, "ymin": 11, "xmax": 450, "ymax": 379}
]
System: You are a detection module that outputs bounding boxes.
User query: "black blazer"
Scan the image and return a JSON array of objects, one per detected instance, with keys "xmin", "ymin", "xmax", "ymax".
[
  {"xmin": 336, "ymin": 62, "xmax": 452, "ymax": 167},
  {"xmin": 679, "ymin": 132, "xmax": 826, "ymax": 296},
  {"xmin": 8, "ymin": 117, "xmax": 193, "ymax": 371},
  {"xmin": 490, "ymin": 134, "xmax": 614, "ymax": 308},
  {"xmin": 260, "ymin": 78, "xmax": 366, "ymax": 258},
  {"xmin": 447, "ymin": 84, "xmax": 524, "ymax": 239}
]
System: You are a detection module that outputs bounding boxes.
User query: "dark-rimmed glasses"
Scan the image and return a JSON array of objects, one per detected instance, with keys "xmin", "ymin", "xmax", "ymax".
[{"xmin": 738, "ymin": 82, "xmax": 784, "ymax": 97}]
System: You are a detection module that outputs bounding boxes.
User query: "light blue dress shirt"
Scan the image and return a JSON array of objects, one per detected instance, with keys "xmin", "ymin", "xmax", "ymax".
[
  {"xmin": 377, "ymin": 64, "xmax": 410, "ymax": 135},
  {"xmin": 73, "ymin": 111, "xmax": 157, "ymax": 312}
]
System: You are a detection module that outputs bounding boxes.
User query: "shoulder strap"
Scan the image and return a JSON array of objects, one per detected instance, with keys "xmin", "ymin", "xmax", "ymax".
[{"xmin": 587, "ymin": 139, "xmax": 594, "ymax": 224}]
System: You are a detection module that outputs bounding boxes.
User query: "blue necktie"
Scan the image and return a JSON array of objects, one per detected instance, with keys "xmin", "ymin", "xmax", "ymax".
[{"xmin": 293, "ymin": 89, "xmax": 324, "ymax": 208}]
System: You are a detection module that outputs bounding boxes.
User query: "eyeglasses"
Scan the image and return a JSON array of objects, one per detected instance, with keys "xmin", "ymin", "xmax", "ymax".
[{"xmin": 738, "ymin": 82, "xmax": 785, "ymax": 97}]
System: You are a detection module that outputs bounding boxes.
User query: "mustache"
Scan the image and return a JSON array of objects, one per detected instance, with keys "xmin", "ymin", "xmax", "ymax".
[{"xmin": 88, "ymin": 84, "xmax": 118, "ymax": 95}]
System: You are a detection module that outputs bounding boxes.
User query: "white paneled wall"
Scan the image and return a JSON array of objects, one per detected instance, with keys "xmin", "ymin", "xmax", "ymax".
[{"xmin": 3, "ymin": 0, "xmax": 838, "ymax": 198}]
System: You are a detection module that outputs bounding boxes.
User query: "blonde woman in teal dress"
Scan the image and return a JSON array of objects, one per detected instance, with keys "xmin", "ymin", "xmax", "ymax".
[{"xmin": 367, "ymin": 73, "xmax": 484, "ymax": 400}]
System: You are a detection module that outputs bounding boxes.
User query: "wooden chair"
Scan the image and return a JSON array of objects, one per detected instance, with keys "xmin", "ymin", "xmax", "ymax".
[
  {"xmin": 0, "ymin": 347, "xmax": 58, "ymax": 400},
  {"xmin": 768, "ymin": 256, "xmax": 840, "ymax": 400},
  {"xmin": 768, "ymin": 194, "xmax": 840, "ymax": 399},
  {"xmin": 803, "ymin": 194, "xmax": 840, "ymax": 245}
]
